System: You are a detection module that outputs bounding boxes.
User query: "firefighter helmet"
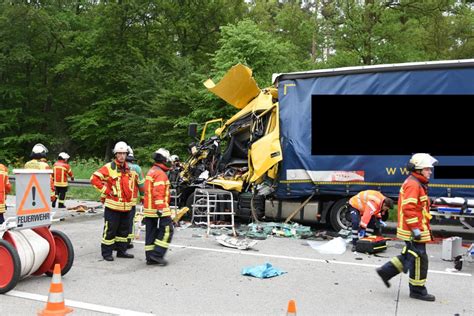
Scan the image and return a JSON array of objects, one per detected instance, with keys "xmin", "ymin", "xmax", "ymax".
[
  {"xmin": 113, "ymin": 141, "xmax": 128, "ymax": 154},
  {"xmin": 152, "ymin": 148, "xmax": 170, "ymax": 162},
  {"xmin": 58, "ymin": 152, "xmax": 70, "ymax": 160},
  {"xmin": 408, "ymin": 153, "xmax": 438, "ymax": 170},
  {"xmin": 126, "ymin": 146, "xmax": 135, "ymax": 162},
  {"xmin": 170, "ymin": 155, "xmax": 179, "ymax": 162},
  {"xmin": 32, "ymin": 143, "xmax": 48, "ymax": 154}
]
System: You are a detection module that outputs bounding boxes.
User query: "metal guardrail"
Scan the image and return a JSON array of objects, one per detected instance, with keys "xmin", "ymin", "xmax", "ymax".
[{"xmin": 8, "ymin": 176, "xmax": 92, "ymax": 187}]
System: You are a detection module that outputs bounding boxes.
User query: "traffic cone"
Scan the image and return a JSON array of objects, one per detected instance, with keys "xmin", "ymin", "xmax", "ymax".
[
  {"xmin": 287, "ymin": 299, "xmax": 296, "ymax": 315},
  {"xmin": 38, "ymin": 264, "xmax": 73, "ymax": 316}
]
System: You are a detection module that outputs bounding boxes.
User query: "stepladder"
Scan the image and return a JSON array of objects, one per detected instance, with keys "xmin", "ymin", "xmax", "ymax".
[{"xmin": 192, "ymin": 188, "xmax": 236, "ymax": 236}]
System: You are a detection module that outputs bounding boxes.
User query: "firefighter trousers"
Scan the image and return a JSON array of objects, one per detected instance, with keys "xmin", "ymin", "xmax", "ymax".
[
  {"xmin": 52, "ymin": 186, "xmax": 68, "ymax": 208},
  {"xmin": 101, "ymin": 207, "xmax": 131, "ymax": 257},
  {"xmin": 127, "ymin": 206, "xmax": 136, "ymax": 244},
  {"xmin": 144, "ymin": 216, "xmax": 174, "ymax": 261},
  {"xmin": 378, "ymin": 241, "xmax": 429, "ymax": 295}
]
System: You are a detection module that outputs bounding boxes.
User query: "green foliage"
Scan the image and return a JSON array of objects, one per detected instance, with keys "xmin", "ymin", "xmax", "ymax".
[{"xmin": 0, "ymin": 0, "xmax": 472, "ymax": 166}]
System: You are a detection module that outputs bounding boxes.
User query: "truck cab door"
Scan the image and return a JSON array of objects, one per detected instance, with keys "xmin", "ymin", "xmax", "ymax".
[{"xmin": 248, "ymin": 104, "xmax": 282, "ymax": 183}]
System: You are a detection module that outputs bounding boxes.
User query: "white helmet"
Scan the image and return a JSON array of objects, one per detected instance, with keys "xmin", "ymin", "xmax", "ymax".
[
  {"xmin": 409, "ymin": 153, "xmax": 438, "ymax": 170},
  {"xmin": 58, "ymin": 152, "xmax": 70, "ymax": 160},
  {"xmin": 32, "ymin": 143, "xmax": 48, "ymax": 154},
  {"xmin": 170, "ymin": 154, "xmax": 179, "ymax": 162},
  {"xmin": 127, "ymin": 146, "xmax": 134, "ymax": 156},
  {"xmin": 153, "ymin": 148, "xmax": 171, "ymax": 162},
  {"xmin": 113, "ymin": 141, "xmax": 128, "ymax": 154}
]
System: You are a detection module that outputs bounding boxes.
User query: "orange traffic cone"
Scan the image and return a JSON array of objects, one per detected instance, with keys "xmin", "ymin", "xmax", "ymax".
[
  {"xmin": 38, "ymin": 264, "xmax": 73, "ymax": 316},
  {"xmin": 287, "ymin": 299, "xmax": 296, "ymax": 315}
]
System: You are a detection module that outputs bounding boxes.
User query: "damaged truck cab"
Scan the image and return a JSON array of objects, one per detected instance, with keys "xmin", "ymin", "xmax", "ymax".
[{"xmin": 177, "ymin": 61, "xmax": 474, "ymax": 231}]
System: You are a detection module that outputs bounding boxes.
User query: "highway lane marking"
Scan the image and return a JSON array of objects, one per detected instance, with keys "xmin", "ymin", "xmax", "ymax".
[
  {"xmin": 135, "ymin": 240, "xmax": 472, "ymax": 277},
  {"xmin": 6, "ymin": 290, "xmax": 153, "ymax": 316}
]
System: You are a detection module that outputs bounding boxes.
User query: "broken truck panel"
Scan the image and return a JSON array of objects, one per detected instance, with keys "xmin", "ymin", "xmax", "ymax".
[{"xmin": 204, "ymin": 63, "xmax": 260, "ymax": 110}]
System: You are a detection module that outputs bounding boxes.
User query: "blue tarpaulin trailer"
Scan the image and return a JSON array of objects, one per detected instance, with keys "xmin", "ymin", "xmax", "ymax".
[{"xmin": 273, "ymin": 59, "xmax": 474, "ymax": 229}]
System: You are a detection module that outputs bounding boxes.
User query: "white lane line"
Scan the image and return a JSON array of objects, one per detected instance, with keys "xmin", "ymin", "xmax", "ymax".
[
  {"xmin": 135, "ymin": 240, "xmax": 472, "ymax": 277},
  {"xmin": 6, "ymin": 290, "xmax": 153, "ymax": 316}
]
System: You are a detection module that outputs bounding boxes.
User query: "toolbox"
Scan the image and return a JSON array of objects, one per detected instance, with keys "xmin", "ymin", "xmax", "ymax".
[{"xmin": 356, "ymin": 236, "xmax": 387, "ymax": 254}]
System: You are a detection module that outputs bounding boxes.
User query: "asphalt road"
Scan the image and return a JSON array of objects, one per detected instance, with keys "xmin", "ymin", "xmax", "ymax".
[{"xmin": 1, "ymin": 205, "xmax": 473, "ymax": 316}]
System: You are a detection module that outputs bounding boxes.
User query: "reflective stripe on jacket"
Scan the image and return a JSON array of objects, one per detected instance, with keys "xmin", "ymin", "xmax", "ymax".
[
  {"xmin": 349, "ymin": 190, "xmax": 386, "ymax": 228},
  {"xmin": 53, "ymin": 161, "xmax": 74, "ymax": 187},
  {"xmin": 397, "ymin": 172, "xmax": 432, "ymax": 243},
  {"xmin": 0, "ymin": 164, "xmax": 11, "ymax": 213},
  {"xmin": 24, "ymin": 159, "xmax": 55, "ymax": 199},
  {"xmin": 143, "ymin": 163, "xmax": 171, "ymax": 218},
  {"xmin": 90, "ymin": 160, "xmax": 133, "ymax": 212}
]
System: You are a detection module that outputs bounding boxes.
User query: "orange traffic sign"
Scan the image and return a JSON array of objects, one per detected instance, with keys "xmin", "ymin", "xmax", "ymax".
[{"xmin": 17, "ymin": 174, "xmax": 49, "ymax": 215}]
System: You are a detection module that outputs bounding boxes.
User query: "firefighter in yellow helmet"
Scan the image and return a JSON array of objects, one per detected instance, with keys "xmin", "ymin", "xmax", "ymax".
[{"xmin": 377, "ymin": 153, "xmax": 438, "ymax": 301}]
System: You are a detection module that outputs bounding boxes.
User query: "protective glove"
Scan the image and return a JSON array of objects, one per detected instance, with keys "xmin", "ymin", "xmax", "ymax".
[
  {"xmin": 358, "ymin": 229, "xmax": 366, "ymax": 238},
  {"xmin": 412, "ymin": 228, "xmax": 421, "ymax": 241},
  {"xmin": 51, "ymin": 195, "xmax": 57, "ymax": 202},
  {"xmin": 71, "ymin": 177, "xmax": 75, "ymax": 181},
  {"xmin": 379, "ymin": 220, "xmax": 387, "ymax": 228}
]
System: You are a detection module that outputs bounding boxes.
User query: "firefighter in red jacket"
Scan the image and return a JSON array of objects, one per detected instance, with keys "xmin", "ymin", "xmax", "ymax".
[
  {"xmin": 52, "ymin": 152, "xmax": 75, "ymax": 208},
  {"xmin": 377, "ymin": 153, "xmax": 438, "ymax": 301},
  {"xmin": 348, "ymin": 190, "xmax": 393, "ymax": 252},
  {"xmin": 90, "ymin": 141, "xmax": 135, "ymax": 262},
  {"xmin": 0, "ymin": 162, "xmax": 12, "ymax": 225},
  {"xmin": 143, "ymin": 148, "xmax": 173, "ymax": 266}
]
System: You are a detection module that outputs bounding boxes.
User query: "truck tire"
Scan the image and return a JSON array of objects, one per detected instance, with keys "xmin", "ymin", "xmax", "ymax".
[{"xmin": 329, "ymin": 198, "xmax": 351, "ymax": 231}]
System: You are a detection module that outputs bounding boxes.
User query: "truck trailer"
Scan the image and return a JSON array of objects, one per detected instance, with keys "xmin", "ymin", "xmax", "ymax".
[{"xmin": 175, "ymin": 59, "xmax": 474, "ymax": 231}]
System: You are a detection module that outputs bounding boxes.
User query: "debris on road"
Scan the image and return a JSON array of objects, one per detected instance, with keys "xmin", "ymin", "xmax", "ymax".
[
  {"xmin": 216, "ymin": 235, "xmax": 258, "ymax": 250},
  {"xmin": 241, "ymin": 262, "xmax": 286, "ymax": 278}
]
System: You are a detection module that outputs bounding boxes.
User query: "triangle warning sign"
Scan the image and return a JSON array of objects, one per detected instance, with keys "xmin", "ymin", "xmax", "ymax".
[{"xmin": 17, "ymin": 174, "xmax": 50, "ymax": 215}]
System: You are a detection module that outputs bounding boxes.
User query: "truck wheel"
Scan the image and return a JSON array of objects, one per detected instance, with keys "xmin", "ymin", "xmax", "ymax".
[
  {"xmin": 329, "ymin": 198, "xmax": 351, "ymax": 231},
  {"xmin": 0, "ymin": 240, "xmax": 21, "ymax": 294},
  {"xmin": 45, "ymin": 230, "xmax": 74, "ymax": 277}
]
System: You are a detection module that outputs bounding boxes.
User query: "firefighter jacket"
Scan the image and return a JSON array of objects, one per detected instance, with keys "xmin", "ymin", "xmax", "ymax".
[
  {"xmin": 53, "ymin": 160, "xmax": 74, "ymax": 187},
  {"xmin": 24, "ymin": 159, "xmax": 56, "ymax": 201},
  {"xmin": 128, "ymin": 162, "xmax": 145, "ymax": 206},
  {"xmin": 0, "ymin": 163, "xmax": 11, "ymax": 213},
  {"xmin": 143, "ymin": 163, "xmax": 171, "ymax": 218},
  {"xmin": 90, "ymin": 160, "xmax": 134, "ymax": 212},
  {"xmin": 396, "ymin": 172, "xmax": 432, "ymax": 243},
  {"xmin": 349, "ymin": 190, "xmax": 386, "ymax": 229}
]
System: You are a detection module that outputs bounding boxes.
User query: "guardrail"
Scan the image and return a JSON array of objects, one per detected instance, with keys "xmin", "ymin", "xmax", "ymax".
[{"xmin": 8, "ymin": 176, "xmax": 91, "ymax": 187}]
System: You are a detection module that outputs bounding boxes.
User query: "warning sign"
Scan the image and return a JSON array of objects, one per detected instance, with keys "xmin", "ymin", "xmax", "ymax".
[{"xmin": 14, "ymin": 170, "xmax": 52, "ymax": 229}]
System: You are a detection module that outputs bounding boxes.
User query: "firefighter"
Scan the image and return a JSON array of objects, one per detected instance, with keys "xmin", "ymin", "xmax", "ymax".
[
  {"xmin": 125, "ymin": 146, "xmax": 144, "ymax": 249},
  {"xmin": 0, "ymin": 161, "xmax": 11, "ymax": 225},
  {"xmin": 90, "ymin": 141, "xmax": 134, "ymax": 262},
  {"xmin": 143, "ymin": 148, "xmax": 173, "ymax": 266},
  {"xmin": 24, "ymin": 143, "xmax": 56, "ymax": 203},
  {"xmin": 348, "ymin": 190, "xmax": 393, "ymax": 252},
  {"xmin": 52, "ymin": 152, "xmax": 75, "ymax": 208},
  {"xmin": 376, "ymin": 153, "xmax": 438, "ymax": 301}
]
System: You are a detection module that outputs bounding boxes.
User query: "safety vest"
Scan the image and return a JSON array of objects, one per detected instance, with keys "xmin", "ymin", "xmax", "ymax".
[
  {"xmin": 53, "ymin": 160, "xmax": 74, "ymax": 187},
  {"xmin": 24, "ymin": 159, "xmax": 56, "ymax": 200},
  {"xmin": 0, "ymin": 164, "xmax": 11, "ymax": 213},
  {"xmin": 349, "ymin": 190, "xmax": 386, "ymax": 228},
  {"xmin": 90, "ymin": 160, "xmax": 134, "ymax": 212},
  {"xmin": 396, "ymin": 172, "xmax": 432, "ymax": 243},
  {"xmin": 143, "ymin": 163, "xmax": 171, "ymax": 218}
]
